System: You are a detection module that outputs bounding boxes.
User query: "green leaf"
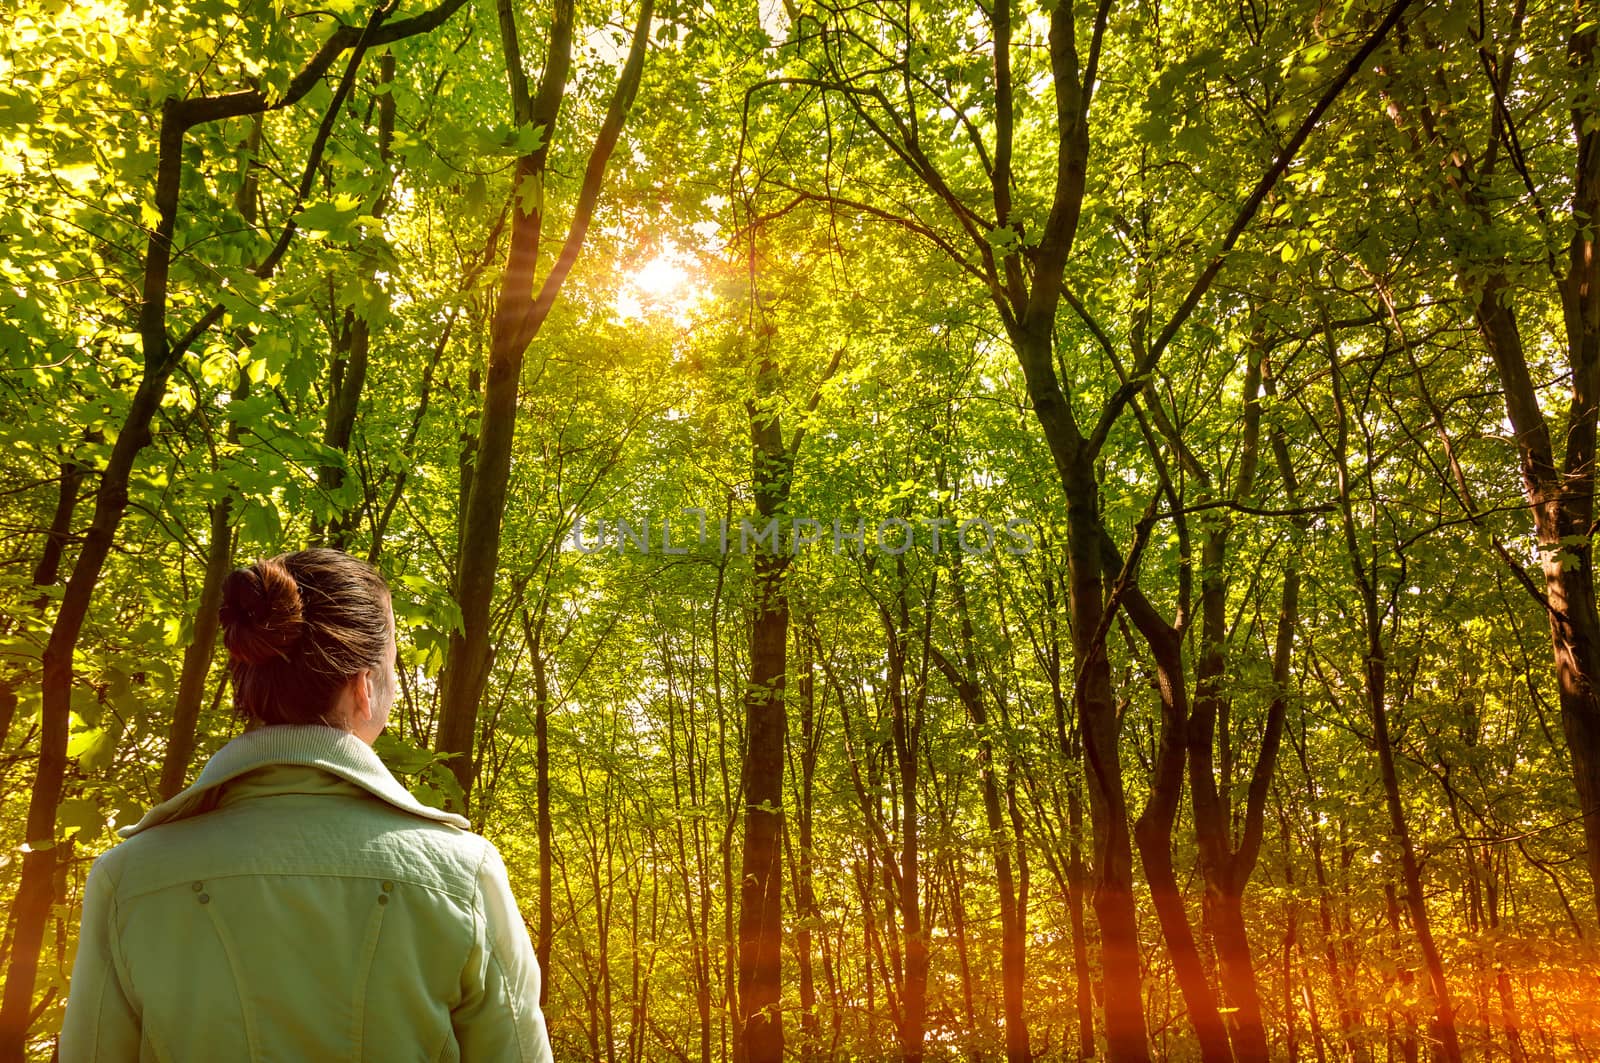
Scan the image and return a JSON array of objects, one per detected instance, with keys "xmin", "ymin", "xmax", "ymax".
[
  {"xmin": 293, "ymin": 194, "xmax": 365, "ymax": 237},
  {"xmin": 68, "ymin": 727, "xmax": 116, "ymax": 771},
  {"xmin": 57, "ymin": 798, "xmax": 104, "ymax": 839},
  {"xmin": 472, "ymin": 123, "xmax": 546, "ymax": 157},
  {"xmin": 374, "ymin": 732, "xmax": 441, "ymax": 775}
]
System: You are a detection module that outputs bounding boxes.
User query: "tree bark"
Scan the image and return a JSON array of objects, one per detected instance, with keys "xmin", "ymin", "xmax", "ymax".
[
  {"xmin": 1118, "ymin": 584, "xmax": 1234, "ymax": 1063},
  {"xmin": 1548, "ymin": 2, "xmax": 1600, "ymax": 906},
  {"xmin": 885, "ymin": 597, "xmax": 928, "ymax": 1063},
  {"xmin": 31, "ymin": 456, "xmax": 85, "ymax": 593},
  {"xmin": 434, "ymin": 0, "xmax": 652, "ymax": 801},
  {"xmin": 793, "ymin": 640, "xmax": 820, "ymax": 1063},
  {"xmin": 736, "ymin": 358, "xmax": 792, "ymax": 1063},
  {"xmin": 942, "ymin": 554, "xmax": 1034, "ymax": 1058},
  {"xmin": 1183, "ymin": 343, "xmax": 1279, "ymax": 1063},
  {"xmin": 1041, "ymin": 561, "xmax": 1097, "ymax": 1059},
  {"xmin": 733, "ymin": 586, "xmax": 783, "ymax": 1061},
  {"xmin": 1067, "ymin": 776, "xmax": 1096, "ymax": 1059},
  {"xmin": 2, "ymin": 452, "xmax": 89, "ymax": 751},
  {"xmin": 317, "ymin": 51, "xmax": 396, "ymax": 548},
  {"xmin": 157, "ymin": 495, "xmax": 235, "ymax": 799},
  {"xmin": 731, "ymin": 335, "xmax": 839, "ymax": 1063},
  {"xmin": 1062, "ymin": 475, "xmax": 1150, "ymax": 1062},
  {"xmin": 525, "ymin": 610, "xmax": 554, "ymax": 1001}
]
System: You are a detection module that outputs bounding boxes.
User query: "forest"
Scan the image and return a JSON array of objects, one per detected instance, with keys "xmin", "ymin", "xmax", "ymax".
[{"xmin": 2, "ymin": 0, "xmax": 1599, "ymax": 1058}]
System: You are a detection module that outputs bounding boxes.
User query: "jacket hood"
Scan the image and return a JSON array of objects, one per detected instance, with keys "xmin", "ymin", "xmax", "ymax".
[{"xmin": 122, "ymin": 724, "xmax": 469, "ymax": 837}]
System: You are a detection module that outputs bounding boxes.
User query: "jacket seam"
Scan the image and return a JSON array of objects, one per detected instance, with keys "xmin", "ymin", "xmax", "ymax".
[
  {"xmin": 489, "ymin": 949, "xmax": 528, "ymax": 1061},
  {"xmin": 349, "ymin": 891, "xmax": 389, "ymax": 1055},
  {"xmin": 106, "ymin": 871, "xmax": 171, "ymax": 1062},
  {"xmin": 477, "ymin": 841, "xmax": 529, "ymax": 1062},
  {"xmin": 203, "ymin": 897, "xmax": 262, "ymax": 1061},
  {"xmin": 85, "ymin": 946, "xmax": 107, "ymax": 1058},
  {"xmin": 116, "ymin": 870, "xmax": 477, "ymax": 906},
  {"xmin": 105, "ymin": 867, "xmax": 146, "ymax": 1049}
]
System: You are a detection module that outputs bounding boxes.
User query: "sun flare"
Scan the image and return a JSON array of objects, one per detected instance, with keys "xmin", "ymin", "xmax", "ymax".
[
  {"xmin": 633, "ymin": 256, "xmax": 686, "ymax": 299},
  {"xmin": 615, "ymin": 246, "xmax": 704, "ymax": 325}
]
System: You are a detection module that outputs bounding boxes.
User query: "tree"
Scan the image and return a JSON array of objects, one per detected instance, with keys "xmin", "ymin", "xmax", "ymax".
[
  {"xmin": 434, "ymin": 0, "xmax": 654, "ymax": 805},
  {"xmin": 745, "ymin": 0, "xmax": 1414, "ymax": 1053},
  {"xmin": 0, "ymin": 3, "xmax": 470, "ymax": 1051},
  {"xmin": 1375, "ymin": 0, "xmax": 1600, "ymax": 922}
]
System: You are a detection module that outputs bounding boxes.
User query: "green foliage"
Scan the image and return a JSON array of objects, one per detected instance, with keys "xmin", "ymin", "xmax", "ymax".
[{"xmin": 3, "ymin": 0, "xmax": 1599, "ymax": 1057}]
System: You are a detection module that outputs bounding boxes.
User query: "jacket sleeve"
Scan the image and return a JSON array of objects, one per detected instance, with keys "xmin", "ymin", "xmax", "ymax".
[
  {"xmin": 58, "ymin": 855, "xmax": 140, "ymax": 1061},
  {"xmin": 453, "ymin": 840, "xmax": 553, "ymax": 1063}
]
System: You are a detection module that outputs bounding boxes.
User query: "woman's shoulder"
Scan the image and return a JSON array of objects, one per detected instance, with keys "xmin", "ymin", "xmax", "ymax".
[{"xmin": 93, "ymin": 791, "xmax": 496, "ymax": 905}]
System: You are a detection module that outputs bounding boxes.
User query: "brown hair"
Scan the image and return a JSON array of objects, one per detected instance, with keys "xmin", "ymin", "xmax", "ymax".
[{"xmin": 218, "ymin": 548, "xmax": 392, "ymax": 726}]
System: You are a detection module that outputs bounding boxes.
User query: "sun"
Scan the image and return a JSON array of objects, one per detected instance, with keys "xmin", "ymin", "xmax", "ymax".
[
  {"xmin": 615, "ymin": 245, "xmax": 704, "ymax": 325},
  {"xmin": 633, "ymin": 256, "xmax": 687, "ymax": 300}
]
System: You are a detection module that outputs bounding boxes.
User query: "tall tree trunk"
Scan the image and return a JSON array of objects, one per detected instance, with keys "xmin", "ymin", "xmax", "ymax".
[
  {"xmin": 660, "ymin": 624, "xmax": 715, "ymax": 1063},
  {"xmin": 1383, "ymin": 883, "xmax": 1419, "ymax": 1063},
  {"xmin": 157, "ymin": 495, "xmax": 235, "ymax": 798},
  {"xmin": 1118, "ymin": 585, "xmax": 1234, "ymax": 1063},
  {"xmin": 30, "ymin": 456, "xmax": 85, "ymax": 593},
  {"xmin": 0, "ymin": 681, "xmax": 15, "ymax": 756},
  {"xmin": 156, "ymin": 98, "xmax": 264, "ymax": 796},
  {"xmin": 316, "ymin": 50, "xmax": 396, "ymax": 548},
  {"xmin": 883, "ymin": 587, "xmax": 928, "ymax": 1063},
  {"xmin": 525, "ymin": 611, "xmax": 554, "ymax": 1000},
  {"xmin": 693, "ymin": 626, "xmax": 715, "ymax": 1063},
  {"xmin": 1280, "ymin": 808, "xmax": 1301, "ymax": 1063},
  {"xmin": 434, "ymin": 0, "xmax": 652, "ymax": 801},
  {"xmin": 943, "ymin": 852, "xmax": 979, "ymax": 1051},
  {"xmin": 1059, "ymin": 462, "xmax": 1149, "ymax": 1063},
  {"xmin": 1474, "ymin": 117, "xmax": 1600, "ymax": 922},
  {"xmin": 1300, "ymin": 729, "xmax": 1367, "ymax": 1061},
  {"xmin": 1042, "ymin": 560, "xmax": 1097, "ymax": 1059},
  {"xmin": 931, "ymin": 569, "xmax": 1030, "ymax": 1062},
  {"xmin": 732, "ymin": 337, "xmax": 839, "ymax": 1063},
  {"xmin": 794, "ymin": 639, "xmax": 820, "ymax": 1063},
  {"xmin": 713, "ymin": 552, "xmax": 737, "ymax": 1063},
  {"xmin": 1484, "ymin": 849, "xmax": 1528, "ymax": 1063},
  {"xmin": 1182, "ymin": 334, "xmax": 1290, "ymax": 1063},
  {"xmin": 1005, "ymin": 768, "xmax": 1031, "ymax": 1057},
  {"xmin": 160, "ymin": 331, "xmax": 253, "ymax": 799},
  {"xmin": 1067, "ymin": 776, "xmax": 1096, "ymax": 1058},
  {"xmin": 2, "ymin": 451, "xmax": 90, "ymax": 751},
  {"xmin": 736, "ymin": 369, "xmax": 791, "ymax": 1063},
  {"xmin": 1326, "ymin": 338, "xmax": 1462, "ymax": 1063},
  {"xmin": 981, "ymin": 316, "xmax": 1147, "ymax": 1052},
  {"xmin": 1545, "ymin": 11, "xmax": 1600, "ymax": 915}
]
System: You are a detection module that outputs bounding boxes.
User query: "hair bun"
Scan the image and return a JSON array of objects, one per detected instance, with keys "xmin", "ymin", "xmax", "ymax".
[{"xmin": 219, "ymin": 559, "xmax": 304, "ymax": 665}]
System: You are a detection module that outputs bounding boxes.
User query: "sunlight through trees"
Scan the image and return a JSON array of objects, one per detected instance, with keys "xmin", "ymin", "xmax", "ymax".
[{"xmin": 2, "ymin": 0, "xmax": 1599, "ymax": 1058}]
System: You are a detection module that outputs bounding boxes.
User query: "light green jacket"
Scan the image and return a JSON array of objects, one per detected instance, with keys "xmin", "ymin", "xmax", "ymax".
[{"xmin": 58, "ymin": 725, "xmax": 553, "ymax": 1063}]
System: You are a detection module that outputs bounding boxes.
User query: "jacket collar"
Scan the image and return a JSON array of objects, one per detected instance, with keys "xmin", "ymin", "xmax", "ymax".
[{"xmin": 121, "ymin": 724, "xmax": 469, "ymax": 837}]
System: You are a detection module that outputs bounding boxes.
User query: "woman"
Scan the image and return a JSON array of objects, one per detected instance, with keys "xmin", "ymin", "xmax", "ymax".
[{"xmin": 59, "ymin": 548, "xmax": 552, "ymax": 1062}]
